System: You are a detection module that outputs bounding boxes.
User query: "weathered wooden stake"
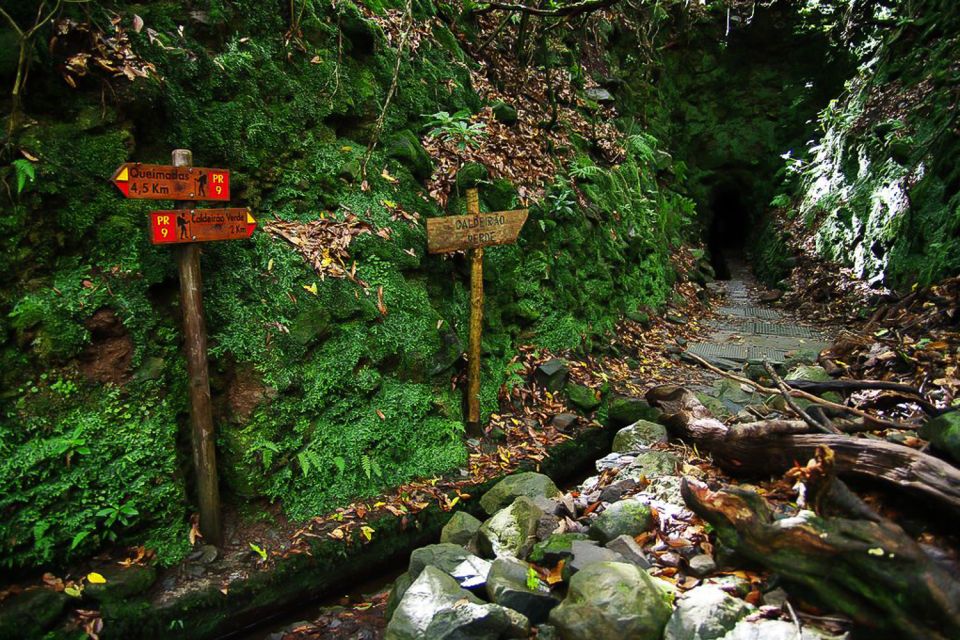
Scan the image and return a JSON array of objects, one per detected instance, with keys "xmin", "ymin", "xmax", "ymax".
[
  {"xmin": 172, "ymin": 149, "xmax": 222, "ymax": 546},
  {"xmin": 466, "ymin": 189, "xmax": 484, "ymax": 437}
]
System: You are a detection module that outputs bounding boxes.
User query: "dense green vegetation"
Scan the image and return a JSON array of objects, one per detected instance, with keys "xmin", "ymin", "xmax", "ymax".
[
  {"xmin": 1, "ymin": 0, "xmax": 957, "ymax": 576},
  {"xmin": 0, "ymin": 0, "xmax": 694, "ymax": 570}
]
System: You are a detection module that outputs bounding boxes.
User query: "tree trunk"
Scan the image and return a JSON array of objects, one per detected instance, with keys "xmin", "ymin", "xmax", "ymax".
[
  {"xmin": 682, "ymin": 477, "xmax": 960, "ymax": 639},
  {"xmin": 646, "ymin": 385, "xmax": 960, "ymax": 517}
]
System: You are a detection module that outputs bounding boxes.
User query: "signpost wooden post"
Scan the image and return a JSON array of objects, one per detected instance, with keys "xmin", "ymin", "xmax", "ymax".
[
  {"xmin": 426, "ymin": 187, "xmax": 528, "ymax": 437},
  {"xmin": 112, "ymin": 151, "xmax": 255, "ymax": 546}
]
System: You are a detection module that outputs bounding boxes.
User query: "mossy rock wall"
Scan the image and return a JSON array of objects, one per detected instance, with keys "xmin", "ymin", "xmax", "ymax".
[
  {"xmin": 0, "ymin": 0, "xmax": 689, "ymax": 570},
  {"xmin": 789, "ymin": 0, "xmax": 960, "ymax": 289}
]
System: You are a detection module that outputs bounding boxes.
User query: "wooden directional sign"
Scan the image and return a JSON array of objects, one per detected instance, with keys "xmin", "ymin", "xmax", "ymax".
[
  {"xmin": 426, "ymin": 209, "xmax": 528, "ymax": 254},
  {"xmin": 149, "ymin": 208, "xmax": 256, "ymax": 245},
  {"xmin": 112, "ymin": 163, "xmax": 230, "ymax": 201},
  {"xmin": 427, "ymin": 188, "xmax": 528, "ymax": 438}
]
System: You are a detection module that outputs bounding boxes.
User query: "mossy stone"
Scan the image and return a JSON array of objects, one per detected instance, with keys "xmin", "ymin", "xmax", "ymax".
[
  {"xmin": 456, "ymin": 162, "xmax": 489, "ymax": 191},
  {"xmin": 919, "ymin": 411, "xmax": 960, "ymax": 464},
  {"xmin": 492, "ymin": 101, "xmax": 518, "ymax": 125},
  {"xmin": 480, "ymin": 472, "xmax": 561, "ymax": 515},
  {"xmin": 607, "ymin": 395, "xmax": 662, "ymax": 428},
  {"xmin": 478, "ymin": 496, "xmax": 543, "ymax": 559},
  {"xmin": 566, "ymin": 383, "xmax": 601, "ymax": 412},
  {"xmin": 612, "ymin": 421, "xmax": 668, "ymax": 451},
  {"xmin": 385, "ymin": 571, "xmax": 413, "ymax": 620},
  {"xmin": 385, "ymin": 129, "xmax": 434, "ymax": 181},
  {"xmin": 534, "ymin": 359, "xmax": 569, "ymax": 392},
  {"xmin": 785, "ymin": 365, "xmax": 832, "ymax": 383},
  {"xmin": 484, "ymin": 178, "xmax": 518, "ymax": 211},
  {"xmin": 84, "ymin": 565, "xmax": 158, "ymax": 602},
  {"xmin": 529, "ymin": 533, "xmax": 590, "ymax": 565},
  {"xmin": 441, "ymin": 511, "xmax": 483, "ymax": 546},
  {"xmin": 588, "ymin": 500, "xmax": 653, "ymax": 543},
  {"xmin": 0, "ymin": 588, "xmax": 69, "ymax": 638}
]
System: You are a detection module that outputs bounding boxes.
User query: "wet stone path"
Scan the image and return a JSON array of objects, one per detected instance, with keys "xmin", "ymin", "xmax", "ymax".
[{"xmin": 683, "ymin": 259, "xmax": 833, "ymax": 370}]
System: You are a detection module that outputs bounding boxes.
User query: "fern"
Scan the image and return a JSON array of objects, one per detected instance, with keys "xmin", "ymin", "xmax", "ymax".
[{"xmin": 361, "ymin": 454, "xmax": 372, "ymax": 479}]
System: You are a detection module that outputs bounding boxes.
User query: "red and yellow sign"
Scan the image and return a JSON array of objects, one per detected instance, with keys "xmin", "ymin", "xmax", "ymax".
[
  {"xmin": 149, "ymin": 209, "xmax": 256, "ymax": 244},
  {"xmin": 113, "ymin": 163, "xmax": 230, "ymax": 201}
]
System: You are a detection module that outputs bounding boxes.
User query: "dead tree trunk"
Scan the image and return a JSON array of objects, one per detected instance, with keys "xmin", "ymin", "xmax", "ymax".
[
  {"xmin": 682, "ymin": 477, "xmax": 960, "ymax": 639},
  {"xmin": 645, "ymin": 385, "xmax": 960, "ymax": 517}
]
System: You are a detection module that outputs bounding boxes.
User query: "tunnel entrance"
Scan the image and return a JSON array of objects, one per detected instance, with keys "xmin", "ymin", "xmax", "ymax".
[{"xmin": 706, "ymin": 182, "xmax": 752, "ymax": 280}]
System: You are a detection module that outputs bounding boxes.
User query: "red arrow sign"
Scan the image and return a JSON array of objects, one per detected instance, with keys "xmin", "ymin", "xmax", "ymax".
[
  {"xmin": 149, "ymin": 209, "xmax": 256, "ymax": 245},
  {"xmin": 113, "ymin": 164, "xmax": 230, "ymax": 201}
]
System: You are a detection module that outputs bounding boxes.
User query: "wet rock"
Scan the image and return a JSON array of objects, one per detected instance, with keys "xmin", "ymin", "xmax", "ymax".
[
  {"xmin": 588, "ymin": 500, "xmax": 653, "ymax": 543},
  {"xmin": 599, "ymin": 478, "xmax": 637, "ymax": 503},
  {"xmin": 0, "ymin": 588, "xmax": 69, "ymax": 638},
  {"xmin": 535, "ymin": 359, "xmax": 569, "ymax": 392},
  {"xmin": 612, "ymin": 421, "xmax": 669, "ymax": 451},
  {"xmin": 664, "ymin": 584, "xmax": 754, "ymax": 640},
  {"xmin": 704, "ymin": 574, "xmax": 752, "ymax": 597},
  {"xmin": 536, "ymin": 513, "xmax": 561, "ymax": 540},
  {"xmin": 644, "ymin": 475, "xmax": 686, "ymax": 508},
  {"xmin": 529, "ymin": 533, "xmax": 591, "ymax": 565},
  {"xmin": 550, "ymin": 413, "xmax": 578, "ymax": 431},
  {"xmin": 785, "ymin": 365, "xmax": 832, "ymax": 383},
  {"xmin": 480, "ymin": 472, "xmax": 562, "ymax": 515},
  {"xmin": 721, "ymin": 618, "xmax": 842, "ymax": 639},
  {"xmin": 623, "ymin": 450, "xmax": 681, "ymax": 481},
  {"xmin": 386, "ymin": 572, "xmax": 414, "ymax": 619},
  {"xmin": 566, "ymin": 383, "xmax": 601, "ymax": 412},
  {"xmin": 534, "ymin": 624, "xmax": 560, "ymax": 640},
  {"xmin": 441, "ymin": 511, "xmax": 483, "ymax": 547},
  {"xmin": 385, "ymin": 566, "xmax": 529, "ymax": 639},
  {"xmin": 605, "ymin": 534, "xmax": 652, "ymax": 569},
  {"xmin": 478, "ymin": 496, "xmax": 543, "ymax": 559},
  {"xmin": 595, "ymin": 452, "xmax": 635, "ymax": 473},
  {"xmin": 408, "ymin": 544, "xmax": 491, "ymax": 590},
  {"xmin": 563, "ymin": 540, "xmax": 627, "ymax": 579},
  {"xmin": 84, "ymin": 564, "xmax": 158, "ymax": 602},
  {"xmin": 762, "ymin": 587, "xmax": 789, "ymax": 608},
  {"xmin": 486, "ymin": 557, "xmax": 560, "ymax": 624},
  {"xmin": 919, "ymin": 411, "xmax": 960, "ymax": 464},
  {"xmin": 687, "ymin": 554, "xmax": 717, "ymax": 578},
  {"xmin": 607, "ymin": 396, "xmax": 662, "ymax": 428},
  {"xmin": 549, "ymin": 562, "xmax": 672, "ymax": 640}
]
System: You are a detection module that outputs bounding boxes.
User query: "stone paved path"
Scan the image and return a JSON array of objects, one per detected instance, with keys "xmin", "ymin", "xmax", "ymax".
[{"xmin": 683, "ymin": 258, "xmax": 833, "ymax": 370}]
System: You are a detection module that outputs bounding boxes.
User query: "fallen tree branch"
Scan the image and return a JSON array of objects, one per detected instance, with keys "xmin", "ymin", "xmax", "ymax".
[
  {"xmin": 765, "ymin": 361, "xmax": 840, "ymax": 434},
  {"xmin": 647, "ymin": 385, "xmax": 960, "ymax": 517},
  {"xmin": 682, "ymin": 477, "xmax": 960, "ymax": 639},
  {"xmin": 684, "ymin": 352, "xmax": 915, "ymax": 430},
  {"xmin": 786, "ymin": 379, "xmax": 944, "ymax": 417}
]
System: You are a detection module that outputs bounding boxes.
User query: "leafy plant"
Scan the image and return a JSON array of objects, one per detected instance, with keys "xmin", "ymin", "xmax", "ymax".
[
  {"xmin": 12, "ymin": 159, "xmax": 35, "ymax": 194},
  {"xmin": 361, "ymin": 453, "xmax": 382, "ymax": 480},
  {"xmin": 249, "ymin": 542, "xmax": 268, "ymax": 561},
  {"xmin": 96, "ymin": 501, "xmax": 139, "ymax": 542},
  {"xmin": 423, "ymin": 110, "xmax": 487, "ymax": 150},
  {"xmin": 525, "ymin": 566, "xmax": 539, "ymax": 590}
]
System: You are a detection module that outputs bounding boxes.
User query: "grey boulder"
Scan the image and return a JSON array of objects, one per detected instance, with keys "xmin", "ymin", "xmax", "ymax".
[
  {"xmin": 549, "ymin": 562, "xmax": 672, "ymax": 640},
  {"xmin": 486, "ymin": 557, "xmax": 560, "ymax": 624},
  {"xmin": 588, "ymin": 499, "xmax": 653, "ymax": 543},
  {"xmin": 612, "ymin": 421, "xmax": 669, "ymax": 451},
  {"xmin": 480, "ymin": 472, "xmax": 562, "ymax": 515},
  {"xmin": 664, "ymin": 584, "xmax": 754, "ymax": 640},
  {"xmin": 478, "ymin": 496, "xmax": 543, "ymax": 559},
  {"xmin": 385, "ymin": 566, "xmax": 529, "ymax": 640}
]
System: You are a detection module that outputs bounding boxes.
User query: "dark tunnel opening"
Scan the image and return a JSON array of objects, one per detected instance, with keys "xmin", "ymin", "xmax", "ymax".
[{"xmin": 706, "ymin": 182, "xmax": 752, "ymax": 280}]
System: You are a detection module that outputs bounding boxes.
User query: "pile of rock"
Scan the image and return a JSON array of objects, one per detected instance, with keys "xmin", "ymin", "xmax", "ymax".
[{"xmin": 384, "ymin": 415, "xmax": 847, "ymax": 640}]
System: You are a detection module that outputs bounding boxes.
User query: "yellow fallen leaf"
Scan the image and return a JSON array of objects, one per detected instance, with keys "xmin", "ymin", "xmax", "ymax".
[
  {"xmin": 87, "ymin": 572, "xmax": 106, "ymax": 584},
  {"xmin": 360, "ymin": 526, "xmax": 375, "ymax": 542},
  {"xmin": 381, "ymin": 168, "xmax": 398, "ymax": 183},
  {"xmin": 303, "ymin": 283, "xmax": 318, "ymax": 295}
]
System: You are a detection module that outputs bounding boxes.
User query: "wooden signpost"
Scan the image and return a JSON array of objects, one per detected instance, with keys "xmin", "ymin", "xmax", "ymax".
[
  {"xmin": 112, "ymin": 163, "xmax": 230, "ymax": 200},
  {"xmin": 426, "ymin": 188, "xmax": 528, "ymax": 437},
  {"xmin": 149, "ymin": 208, "xmax": 257, "ymax": 244},
  {"xmin": 112, "ymin": 151, "xmax": 253, "ymax": 546}
]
